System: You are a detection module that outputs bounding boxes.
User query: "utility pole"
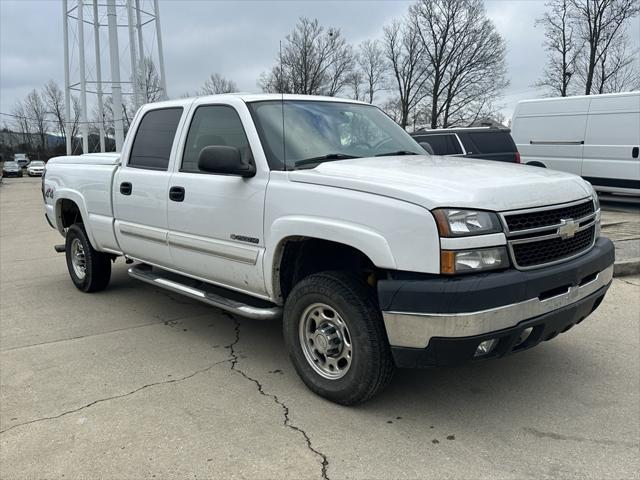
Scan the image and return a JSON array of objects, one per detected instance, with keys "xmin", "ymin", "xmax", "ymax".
[
  {"xmin": 126, "ymin": 0, "xmax": 140, "ymax": 110},
  {"xmin": 107, "ymin": 0, "xmax": 124, "ymax": 151},
  {"xmin": 135, "ymin": 0, "xmax": 146, "ymax": 103},
  {"xmin": 62, "ymin": 0, "xmax": 71, "ymax": 155},
  {"xmin": 92, "ymin": 0, "xmax": 105, "ymax": 152},
  {"xmin": 77, "ymin": 0, "xmax": 89, "ymax": 154},
  {"xmin": 154, "ymin": 0, "xmax": 168, "ymax": 99}
]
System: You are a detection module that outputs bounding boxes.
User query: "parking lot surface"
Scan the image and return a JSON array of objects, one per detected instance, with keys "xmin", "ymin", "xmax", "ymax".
[{"xmin": 1, "ymin": 177, "xmax": 639, "ymax": 479}]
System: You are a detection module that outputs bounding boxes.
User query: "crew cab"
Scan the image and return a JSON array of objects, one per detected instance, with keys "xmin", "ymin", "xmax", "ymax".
[{"xmin": 43, "ymin": 94, "xmax": 615, "ymax": 405}]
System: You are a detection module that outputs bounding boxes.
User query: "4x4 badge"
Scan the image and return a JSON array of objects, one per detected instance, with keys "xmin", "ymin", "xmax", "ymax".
[{"xmin": 558, "ymin": 219, "xmax": 578, "ymax": 239}]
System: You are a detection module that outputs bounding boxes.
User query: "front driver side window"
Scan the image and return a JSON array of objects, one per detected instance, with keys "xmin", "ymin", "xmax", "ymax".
[{"xmin": 181, "ymin": 105, "xmax": 252, "ymax": 173}]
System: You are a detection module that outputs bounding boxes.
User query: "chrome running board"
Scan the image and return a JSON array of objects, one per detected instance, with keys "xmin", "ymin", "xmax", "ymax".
[{"xmin": 128, "ymin": 264, "xmax": 281, "ymax": 320}]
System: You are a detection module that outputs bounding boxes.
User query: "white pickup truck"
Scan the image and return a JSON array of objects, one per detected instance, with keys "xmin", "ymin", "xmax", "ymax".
[{"xmin": 43, "ymin": 94, "xmax": 615, "ymax": 404}]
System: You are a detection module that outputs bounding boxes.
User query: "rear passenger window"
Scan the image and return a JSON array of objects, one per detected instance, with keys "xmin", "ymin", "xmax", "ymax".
[
  {"xmin": 128, "ymin": 108, "xmax": 183, "ymax": 170},
  {"xmin": 468, "ymin": 132, "xmax": 515, "ymax": 154},
  {"xmin": 181, "ymin": 105, "xmax": 251, "ymax": 173},
  {"xmin": 415, "ymin": 134, "xmax": 462, "ymax": 155}
]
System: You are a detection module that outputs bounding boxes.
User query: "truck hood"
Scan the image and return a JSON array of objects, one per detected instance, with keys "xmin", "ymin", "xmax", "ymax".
[{"xmin": 288, "ymin": 155, "xmax": 592, "ymax": 211}]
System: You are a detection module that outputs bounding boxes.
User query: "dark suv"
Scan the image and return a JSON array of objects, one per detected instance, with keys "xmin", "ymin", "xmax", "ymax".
[{"xmin": 411, "ymin": 127, "xmax": 520, "ymax": 163}]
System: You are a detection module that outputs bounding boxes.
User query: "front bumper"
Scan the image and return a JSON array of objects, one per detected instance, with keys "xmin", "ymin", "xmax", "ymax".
[{"xmin": 378, "ymin": 237, "xmax": 615, "ymax": 367}]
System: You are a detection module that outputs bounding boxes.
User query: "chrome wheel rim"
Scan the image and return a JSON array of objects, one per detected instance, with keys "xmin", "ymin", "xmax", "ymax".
[
  {"xmin": 299, "ymin": 303, "xmax": 352, "ymax": 380},
  {"xmin": 70, "ymin": 238, "xmax": 86, "ymax": 280}
]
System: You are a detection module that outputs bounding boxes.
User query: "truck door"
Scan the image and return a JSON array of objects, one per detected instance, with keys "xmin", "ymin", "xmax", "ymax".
[
  {"xmin": 113, "ymin": 107, "xmax": 184, "ymax": 267},
  {"xmin": 167, "ymin": 100, "xmax": 268, "ymax": 297}
]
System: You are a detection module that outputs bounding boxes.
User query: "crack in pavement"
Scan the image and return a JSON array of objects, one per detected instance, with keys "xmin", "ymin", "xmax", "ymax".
[
  {"xmin": 0, "ymin": 358, "xmax": 230, "ymax": 435},
  {"xmin": 225, "ymin": 314, "xmax": 330, "ymax": 480}
]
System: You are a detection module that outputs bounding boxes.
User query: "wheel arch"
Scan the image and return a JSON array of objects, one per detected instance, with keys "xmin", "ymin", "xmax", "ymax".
[
  {"xmin": 53, "ymin": 191, "xmax": 99, "ymax": 248},
  {"xmin": 264, "ymin": 217, "xmax": 396, "ymax": 303}
]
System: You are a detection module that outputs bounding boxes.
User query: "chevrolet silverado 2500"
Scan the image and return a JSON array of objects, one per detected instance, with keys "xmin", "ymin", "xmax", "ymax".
[{"xmin": 43, "ymin": 94, "xmax": 615, "ymax": 405}]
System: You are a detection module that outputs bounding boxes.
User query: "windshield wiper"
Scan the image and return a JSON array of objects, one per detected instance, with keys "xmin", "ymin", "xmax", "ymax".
[
  {"xmin": 374, "ymin": 150, "xmax": 421, "ymax": 157},
  {"xmin": 293, "ymin": 153, "xmax": 361, "ymax": 168}
]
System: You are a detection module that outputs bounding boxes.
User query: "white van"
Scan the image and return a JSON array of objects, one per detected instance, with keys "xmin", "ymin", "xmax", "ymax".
[{"xmin": 512, "ymin": 91, "xmax": 640, "ymax": 196}]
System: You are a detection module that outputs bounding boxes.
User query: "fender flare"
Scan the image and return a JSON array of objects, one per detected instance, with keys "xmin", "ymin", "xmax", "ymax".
[
  {"xmin": 264, "ymin": 215, "xmax": 397, "ymax": 299},
  {"xmin": 53, "ymin": 189, "xmax": 99, "ymax": 249}
]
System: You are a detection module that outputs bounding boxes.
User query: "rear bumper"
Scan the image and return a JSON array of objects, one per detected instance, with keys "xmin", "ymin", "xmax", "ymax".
[{"xmin": 378, "ymin": 237, "xmax": 615, "ymax": 367}]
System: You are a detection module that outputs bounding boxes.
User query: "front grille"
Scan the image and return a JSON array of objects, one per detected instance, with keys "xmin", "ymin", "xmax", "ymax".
[
  {"xmin": 502, "ymin": 198, "xmax": 598, "ymax": 269},
  {"xmin": 505, "ymin": 200, "xmax": 594, "ymax": 232},
  {"xmin": 512, "ymin": 226, "xmax": 595, "ymax": 267}
]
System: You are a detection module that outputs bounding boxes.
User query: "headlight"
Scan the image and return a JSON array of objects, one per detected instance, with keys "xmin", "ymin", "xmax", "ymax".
[
  {"xmin": 586, "ymin": 183, "xmax": 601, "ymax": 238},
  {"xmin": 587, "ymin": 183, "xmax": 600, "ymax": 211},
  {"xmin": 441, "ymin": 247, "xmax": 509, "ymax": 275},
  {"xmin": 433, "ymin": 209, "xmax": 502, "ymax": 237}
]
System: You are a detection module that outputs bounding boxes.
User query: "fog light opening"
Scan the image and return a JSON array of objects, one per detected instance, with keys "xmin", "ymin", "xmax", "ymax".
[
  {"xmin": 474, "ymin": 339, "xmax": 498, "ymax": 357},
  {"xmin": 515, "ymin": 327, "xmax": 533, "ymax": 347}
]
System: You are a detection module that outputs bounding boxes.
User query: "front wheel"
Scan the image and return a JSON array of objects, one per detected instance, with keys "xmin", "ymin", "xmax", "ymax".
[
  {"xmin": 65, "ymin": 224, "xmax": 111, "ymax": 292},
  {"xmin": 283, "ymin": 271, "xmax": 395, "ymax": 405}
]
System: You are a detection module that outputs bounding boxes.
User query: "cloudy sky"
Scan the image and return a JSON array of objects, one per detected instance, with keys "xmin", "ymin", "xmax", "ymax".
[{"xmin": 0, "ymin": 0, "xmax": 638, "ymax": 124}]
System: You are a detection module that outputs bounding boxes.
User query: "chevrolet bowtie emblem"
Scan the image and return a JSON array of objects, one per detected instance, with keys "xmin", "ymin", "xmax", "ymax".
[{"xmin": 558, "ymin": 219, "xmax": 579, "ymax": 239}]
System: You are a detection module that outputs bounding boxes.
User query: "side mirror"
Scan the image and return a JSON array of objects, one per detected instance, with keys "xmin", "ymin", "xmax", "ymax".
[
  {"xmin": 197, "ymin": 145, "xmax": 256, "ymax": 177},
  {"xmin": 419, "ymin": 141, "xmax": 434, "ymax": 155}
]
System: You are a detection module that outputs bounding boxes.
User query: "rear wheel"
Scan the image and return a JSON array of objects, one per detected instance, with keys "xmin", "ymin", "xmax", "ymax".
[
  {"xmin": 65, "ymin": 224, "xmax": 111, "ymax": 292},
  {"xmin": 283, "ymin": 271, "xmax": 395, "ymax": 405}
]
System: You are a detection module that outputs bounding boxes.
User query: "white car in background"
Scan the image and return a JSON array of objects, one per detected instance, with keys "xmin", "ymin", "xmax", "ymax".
[
  {"xmin": 511, "ymin": 91, "xmax": 640, "ymax": 196},
  {"xmin": 27, "ymin": 160, "xmax": 45, "ymax": 177}
]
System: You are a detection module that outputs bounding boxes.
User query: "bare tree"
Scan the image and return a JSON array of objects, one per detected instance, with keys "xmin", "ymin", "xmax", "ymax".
[
  {"xmin": 536, "ymin": 0, "xmax": 583, "ymax": 96},
  {"xmin": 347, "ymin": 69, "xmax": 365, "ymax": 101},
  {"xmin": 260, "ymin": 18, "xmax": 354, "ymax": 96},
  {"xmin": 70, "ymin": 95, "xmax": 82, "ymax": 153},
  {"xmin": 412, "ymin": 0, "xmax": 509, "ymax": 128},
  {"xmin": 358, "ymin": 40, "xmax": 387, "ymax": 104},
  {"xmin": 589, "ymin": 32, "xmax": 640, "ymax": 93},
  {"xmin": 43, "ymin": 80, "xmax": 67, "ymax": 142},
  {"xmin": 198, "ymin": 73, "xmax": 238, "ymax": 95},
  {"xmin": 23, "ymin": 89, "xmax": 48, "ymax": 151},
  {"xmin": 569, "ymin": 0, "xmax": 640, "ymax": 94},
  {"xmin": 11, "ymin": 101, "xmax": 31, "ymax": 146},
  {"xmin": 383, "ymin": 17, "xmax": 430, "ymax": 129},
  {"xmin": 135, "ymin": 57, "xmax": 165, "ymax": 103}
]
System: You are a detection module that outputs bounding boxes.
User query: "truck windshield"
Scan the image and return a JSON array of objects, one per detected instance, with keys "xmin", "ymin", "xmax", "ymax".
[{"xmin": 247, "ymin": 100, "xmax": 423, "ymax": 170}]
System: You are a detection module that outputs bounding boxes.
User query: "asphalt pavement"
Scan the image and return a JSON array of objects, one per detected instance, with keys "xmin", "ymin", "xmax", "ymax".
[{"xmin": 1, "ymin": 177, "xmax": 639, "ymax": 480}]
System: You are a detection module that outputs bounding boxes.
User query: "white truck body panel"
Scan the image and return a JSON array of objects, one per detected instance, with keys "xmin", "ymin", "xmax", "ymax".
[
  {"xmin": 44, "ymin": 93, "xmax": 601, "ymax": 304},
  {"xmin": 512, "ymin": 91, "xmax": 640, "ymax": 195}
]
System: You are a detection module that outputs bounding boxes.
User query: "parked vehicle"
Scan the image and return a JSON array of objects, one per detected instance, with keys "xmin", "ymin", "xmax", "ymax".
[
  {"xmin": 43, "ymin": 94, "xmax": 614, "ymax": 405},
  {"xmin": 13, "ymin": 153, "xmax": 30, "ymax": 168},
  {"xmin": 27, "ymin": 160, "xmax": 45, "ymax": 177},
  {"xmin": 3, "ymin": 161, "xmax": 23, "ymax": 178},
  {"xmin": 512, "ymin": 91, "xmax": 640, "ymax": 196},
  {"xmin": 411, "ymin": 127, "xmax": 520, "ymax": 163}
]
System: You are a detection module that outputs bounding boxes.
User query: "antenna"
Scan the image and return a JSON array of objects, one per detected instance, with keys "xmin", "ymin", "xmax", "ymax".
[{"xmin": 280, "ymin": 40, "xmax": 286, "ymax": 170}]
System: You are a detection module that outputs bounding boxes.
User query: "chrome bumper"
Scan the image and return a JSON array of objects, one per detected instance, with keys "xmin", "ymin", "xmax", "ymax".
[{"xmin": 382, "ymin": 264, "xmax": 613, "ymax": 349}]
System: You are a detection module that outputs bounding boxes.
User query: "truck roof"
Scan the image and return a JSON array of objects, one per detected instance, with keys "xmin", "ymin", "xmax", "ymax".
[{"xmin": 145, "ymin": 93, "xmax": 371, "ymax": 109}]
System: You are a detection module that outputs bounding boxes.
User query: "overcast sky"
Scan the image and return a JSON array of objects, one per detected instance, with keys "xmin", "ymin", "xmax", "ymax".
[{"xmin": 1, "ymin": 0, "xmax": 638, "ymax": 125}]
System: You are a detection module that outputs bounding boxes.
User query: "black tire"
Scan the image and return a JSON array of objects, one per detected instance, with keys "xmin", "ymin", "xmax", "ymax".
[
  {"xmin": 65, "ymin": 223, "xmax": 111, "ymax": 293},
  {"xmin": 283, "ymin": 271, "xmax": 395, "ymax": 405}
]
